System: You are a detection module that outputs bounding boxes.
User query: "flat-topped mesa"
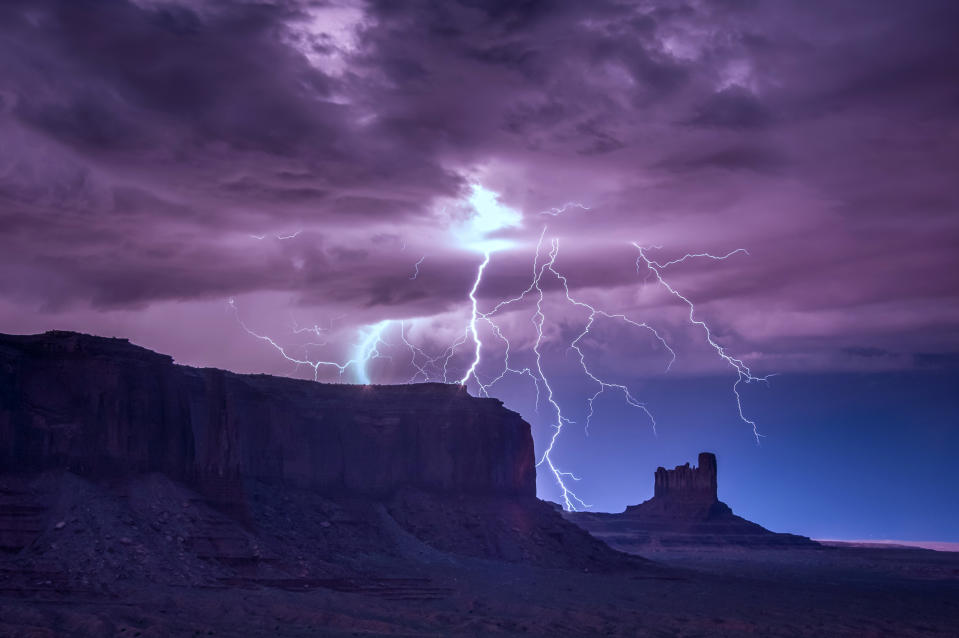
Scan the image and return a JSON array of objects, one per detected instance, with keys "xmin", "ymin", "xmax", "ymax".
[
  {"xmin": 653, "ymin": 452, "xmax": 718, "ymax": 502},
  {"xmin": 0, "ymin": 331, "xmax": 536, "ymax": 504},
  {"xmin": 0, "ymin": 331, "xmax": 642, "ymax": 572}
]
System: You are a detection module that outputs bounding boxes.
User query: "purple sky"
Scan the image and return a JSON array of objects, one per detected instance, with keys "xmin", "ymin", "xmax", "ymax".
[{"xmin": 1, "ymin": 1, "xmax": 957, "ymax": 532}]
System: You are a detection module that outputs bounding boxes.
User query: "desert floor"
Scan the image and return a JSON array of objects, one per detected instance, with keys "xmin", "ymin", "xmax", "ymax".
[{"xmin": 2, "ymin": 542, "xmax": 957, "ymax": 637}]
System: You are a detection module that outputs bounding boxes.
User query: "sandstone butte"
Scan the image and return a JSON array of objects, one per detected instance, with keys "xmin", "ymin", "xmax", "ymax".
[{"xmin": 565, "ymin": 452, "xmax": 818, "ymax": 551}]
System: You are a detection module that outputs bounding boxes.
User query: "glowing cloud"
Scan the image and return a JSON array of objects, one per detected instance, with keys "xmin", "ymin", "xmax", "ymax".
[
  {"xmin": 452, "ymin": 184, "xmax": 522, "ymax": 253},
  {"xmin": 232, "ymin": 183, "xmax": 766, "ymax": 511}
]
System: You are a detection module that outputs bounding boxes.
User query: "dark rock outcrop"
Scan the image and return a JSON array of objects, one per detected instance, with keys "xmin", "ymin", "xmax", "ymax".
[
  {"xmin": 0, "ymin": 330, "xmax": 637, "ymax": 589},
  {"xmin": 639, "ymin": 452, "xmax": 732, "ymax": 520},
  {"xmin": 0, "ymin": 331, "xmax": 534, "ymax": 501},
  {"xmin": 654, "ymin": 452, "xmax": 717, "ymax": 500},
  {"xmin": 565, "ymin": 452, "xmax": 818, "ymax": 552}
]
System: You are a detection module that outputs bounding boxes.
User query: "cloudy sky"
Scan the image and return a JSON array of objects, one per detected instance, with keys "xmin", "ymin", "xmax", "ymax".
[{"xmin": 1, "ymin": 1, "xmax": 957, "ymax": 536}]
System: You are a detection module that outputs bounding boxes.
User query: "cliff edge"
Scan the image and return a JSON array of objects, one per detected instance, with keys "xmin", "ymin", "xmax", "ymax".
[{"xmin": 0, "ymin": 330, "xmax": 534, "ymax": 498}]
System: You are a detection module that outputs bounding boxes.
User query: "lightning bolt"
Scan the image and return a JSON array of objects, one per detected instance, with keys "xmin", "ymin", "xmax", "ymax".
[
  {"xmin": 459, "ymin": 230, "xmax": 674, "ymax": 510},
  {"xmin": 434, "ymin": 231, "xmax": 761, "ymax": 509},
  {"xmin": 231, "ymin": 188, "xmax": 769, "ymax": 511},
  {"xmin": 544, "ymin": 243, "xmax": 674, "ymax": 436},
  {"xmin": 453, "ymin": 229, "xmax": 591, "ymax": 510},
  {"xmin": 399, "ymin": 321, "xmax": 432, "ymax": 383},
  {"xmin": 539, "ymin": 201, "xmax": 590, "ymax": 216},
  {"xmin": 409, "ymin": 255, "xmax": 426, "ymax": 280},
  {"xmin": 250, "ymin": 230, "xmax": 302, "ymax": 241},
  {"xmin": 529, "ymin": 239, "xmax": 590, "ymax": 511},
  {"xmin": 458, "ymin": 251, "xmax": 491, "ymax": 386},
  {"xmin": 633, "ymin": 244, "xmax": 768, "ymax": 442},
  {"xmin": 229, "ymin": 299, "xmax": 390, "ymax": 384}
]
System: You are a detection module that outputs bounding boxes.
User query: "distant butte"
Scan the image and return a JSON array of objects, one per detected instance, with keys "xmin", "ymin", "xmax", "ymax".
[{"xmin": 565, "ymin": 452, "xmax": 819, "ymax": 552}]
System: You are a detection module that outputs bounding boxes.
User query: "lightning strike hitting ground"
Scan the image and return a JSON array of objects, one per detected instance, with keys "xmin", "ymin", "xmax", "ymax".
[
  {"xmin": 458, "ymin": 251, "xmax": 491, "ymax": 386},
  {"xmin": 231, "ymin": 187, "xmax": 767, "ymax": 510},
  {"xmin": 455, "ymin": 231, "xmax": 678, "ymax": 510}
]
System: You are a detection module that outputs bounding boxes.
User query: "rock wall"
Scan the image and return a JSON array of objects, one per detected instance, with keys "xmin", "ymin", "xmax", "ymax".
[{"xmin": 0, "ymin": 331, "xmax": 536, "ymax": 500}]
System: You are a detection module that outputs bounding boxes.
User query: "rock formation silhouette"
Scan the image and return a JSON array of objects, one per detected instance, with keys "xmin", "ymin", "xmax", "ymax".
[
  {"xmin": 655, "ymin": 452, "xmax": 717, "ymax": 499},
  {"xmin": 0, "ymin": 331, "xmax": 637, "ymax": 595},
  {"xmin": 565, "ymin": 452, "xmax": 818, "ymax": 551},
  {"xmin": 0, "ymin": 331, "xmax": 534, "ymax": 501}
]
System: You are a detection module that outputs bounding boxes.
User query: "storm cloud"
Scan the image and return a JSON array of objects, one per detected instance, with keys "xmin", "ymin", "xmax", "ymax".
[{"xmin": 0, "ymin": 0, "xmax": 957, "ymax": 376}]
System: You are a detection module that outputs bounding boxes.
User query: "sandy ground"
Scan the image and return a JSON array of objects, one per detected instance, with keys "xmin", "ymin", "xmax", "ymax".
[
  {"xmin": 2, "ymin": 543, "xmax": 957, "ymax": 637},
  {"xmin": 2, "ymin": 472, "xmax": 956, "ymax": 636}
]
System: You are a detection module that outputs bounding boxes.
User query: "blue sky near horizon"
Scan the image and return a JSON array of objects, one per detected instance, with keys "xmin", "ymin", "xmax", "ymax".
[{"xmin": 525, "ymin": 370, "xmax": 959, "ymax": 542}]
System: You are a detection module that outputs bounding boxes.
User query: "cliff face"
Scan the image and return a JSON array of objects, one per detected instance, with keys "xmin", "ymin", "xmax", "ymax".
[
  {"xmin": 0, "ymin": 331, "xmax": 639, "ymax": 580},
  {"xmin": 0, "ymin": 331, "xmax": 535, "ymax": 499}
]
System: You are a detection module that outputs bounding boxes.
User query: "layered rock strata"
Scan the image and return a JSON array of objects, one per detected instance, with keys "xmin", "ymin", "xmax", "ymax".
[
  {"xmin": 0, "ymin": 331, "xmax": 534, "ymax": 501},
  {"xmin": 0, "ymin": 330, "xmax": 635, "ymax": 591}
]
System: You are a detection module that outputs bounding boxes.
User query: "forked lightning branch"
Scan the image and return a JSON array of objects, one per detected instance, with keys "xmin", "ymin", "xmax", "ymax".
[{"xmin": 232, "ymin": 185, "xmax": 765, "ymax": 511}]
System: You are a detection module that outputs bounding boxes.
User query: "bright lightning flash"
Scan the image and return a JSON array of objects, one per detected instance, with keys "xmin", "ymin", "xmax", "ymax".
[
  {"xmin": 454, "ymin": 185, "xmax": 521, "ymax": 387},
  {"xmin": 231, "ymin": 185, "xmax": 767, "ymax": 511},
  {"xmin": 539, "ymin": 201, "xmax": 590, "ymax": 216},
  {"xmin": 230, "ymin": 299, "xmax": 391, "ymax": 385},
  {"xmin": 457, "ymin": 232, "xmax": 675, "ymax": 510},
  {"xmin": 633, "ymin": 245, "xmax": 769, "ymax": 442}
]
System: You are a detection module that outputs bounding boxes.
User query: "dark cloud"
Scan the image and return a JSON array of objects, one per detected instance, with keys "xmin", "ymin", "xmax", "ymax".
[
  {"xmin": 9, "ymin": 0, "xmax": 334, "ymax": 153},
  {"xmin": 913, "ymin": 352, "xmax": 959, "ymax": 370},
  {"xmin": 0, "ymin": 0, "xmax": 956, "ymax": 375},
  {"xmin": 685, "ymin": 87, "xmax": 770, "ymax": 129},
  {"xmin": 655, "ymin": 145, "xmax": 787, "ymax": 173},
  {"xmin": 842, "ymin": 346, "xmax": 895, "ymax": 359}
]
